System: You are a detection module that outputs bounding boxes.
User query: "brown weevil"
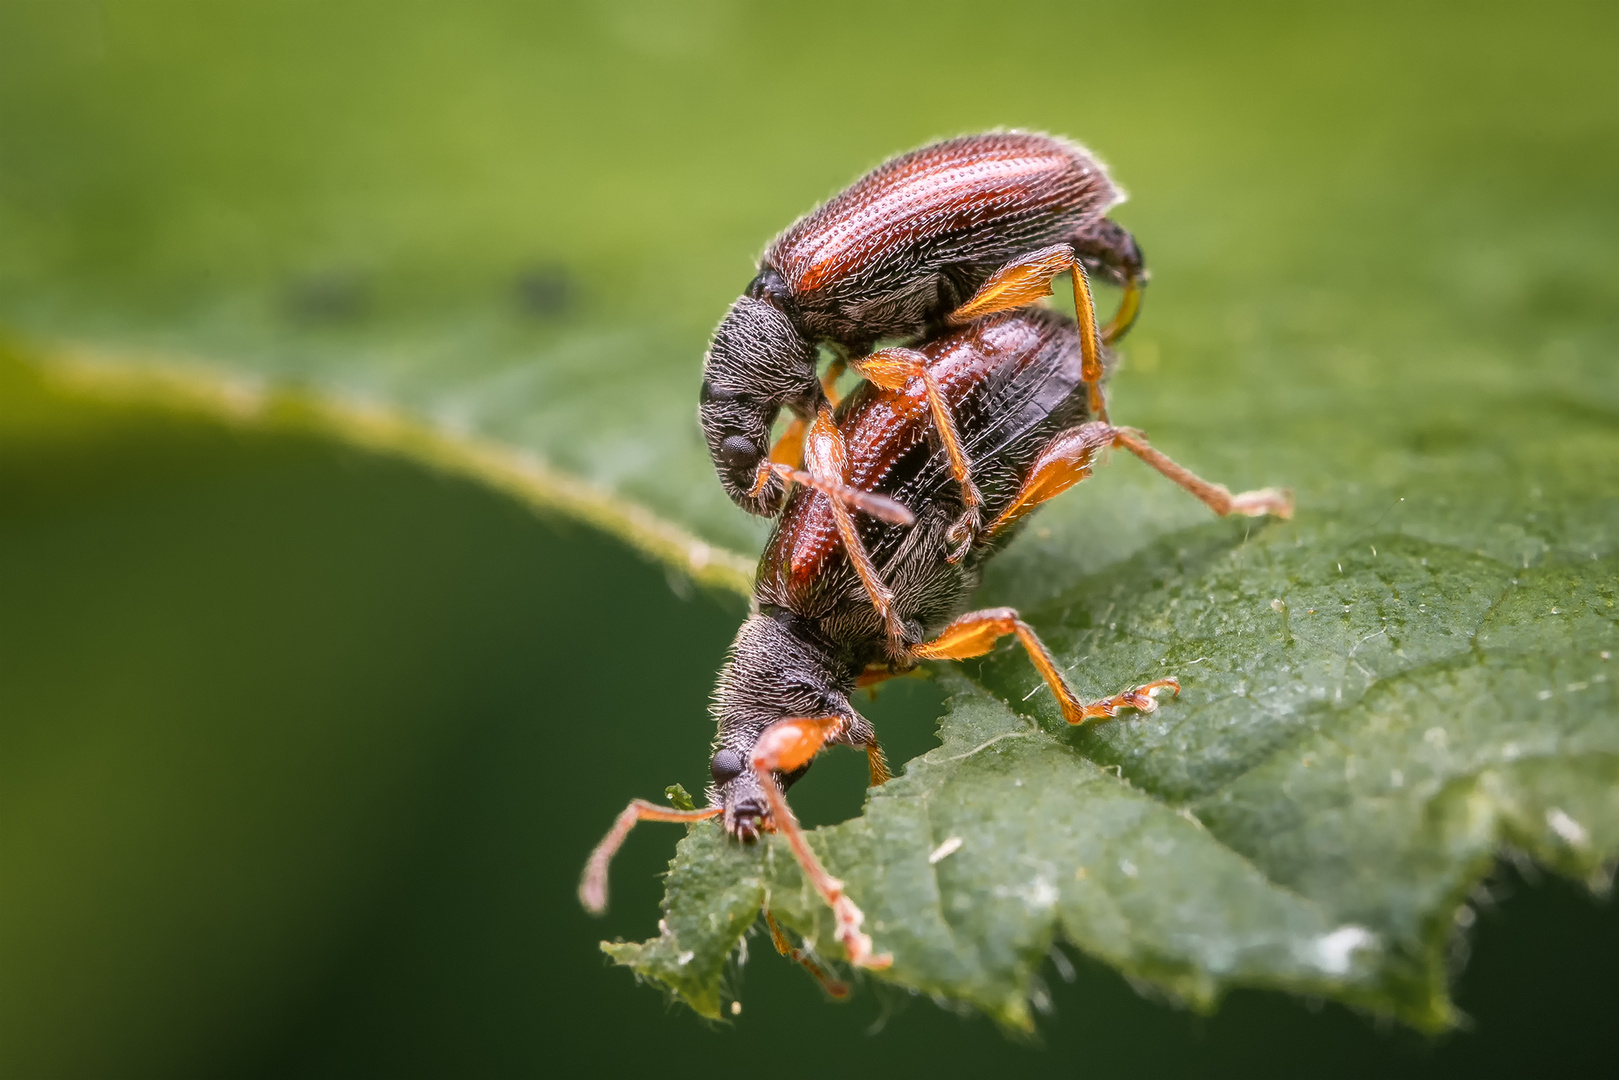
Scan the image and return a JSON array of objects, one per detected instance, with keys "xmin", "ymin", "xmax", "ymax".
[
  {"xmin": 700, "ymin": 131, "xmax": 1147, "ymax": 538},
  {"xmin": 586, "ymin": 300, "xmax": 1291, "ymax": 985}
]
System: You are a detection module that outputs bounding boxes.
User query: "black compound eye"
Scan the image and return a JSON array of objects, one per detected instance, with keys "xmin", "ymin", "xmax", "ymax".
[
  {"xmin": 710, "ymin": 748, "xmax": 744, "ymax": 785},
  {"xmin": 718, "ymin": 436, "xmax": 759, "ymax": 472},
  {"xmin": 701, "ymin": 379, "xmax": 744, "ymax": 405}
]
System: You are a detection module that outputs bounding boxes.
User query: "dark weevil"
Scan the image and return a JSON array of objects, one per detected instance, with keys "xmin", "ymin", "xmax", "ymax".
[
  {"xmin": 700, "ymin": 131, "xmax": 1150, "ymax": 543},
  {"xmin": 584, "ymin": 306, "xmax": 1291, "ymax": 984}
]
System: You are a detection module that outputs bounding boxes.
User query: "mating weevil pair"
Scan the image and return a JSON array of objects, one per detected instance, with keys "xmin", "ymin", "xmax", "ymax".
[
  {"xmin": 700, "ymin": 132, "xmax": 1144, "ymax": 533},
  {"xmin": 582, "ymin": 132, "xmax": 1292, "ymax": 987}
]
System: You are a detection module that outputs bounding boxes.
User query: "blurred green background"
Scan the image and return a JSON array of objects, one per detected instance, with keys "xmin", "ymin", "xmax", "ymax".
[{"xmin": 2, "ymin": 1, "xmax": 1615, "ymax": 1076}]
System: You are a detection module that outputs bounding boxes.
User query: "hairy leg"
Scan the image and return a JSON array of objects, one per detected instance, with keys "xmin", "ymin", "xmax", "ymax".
[
  {"xmin": 751, "ymin": 717, "xmax": 893, "ymax": 969},
  {"xmin": 985, "ymin": 422, "xmax": 1293, "ymax": 540},
  {"xmin": 765, "ymin": 909, "xmax": 850, "ymax": 999},
  {"xmin": 579, "ymin": 800, "xmax": 722, "ymax": 913},
  {"xmin": 855, "ymin": 346, "xmax": 983, "ymax": 559},
  {"xmin": 945, "ymin": 243, "xmax": 1112, "ymax": 422},
  {"xmin": 911, "ymin": 606, "xmax": 1179, "ymax": 725}
]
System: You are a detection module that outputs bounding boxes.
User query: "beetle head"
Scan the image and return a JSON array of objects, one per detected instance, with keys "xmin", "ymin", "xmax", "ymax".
[
  {"xmin": 707, "ymin": 614, "xmax": 852, "ymax": 842},
  {"xmin": 1073, "ymin": 216, "xmax": 1146, "ymax": 288},
  {"xmin": 700, "ymin": 296, "xmax": 821, "ymax": 515}
]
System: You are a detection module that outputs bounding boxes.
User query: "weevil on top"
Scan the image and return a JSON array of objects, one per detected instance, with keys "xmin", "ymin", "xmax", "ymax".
[
  {"xmin": 583, "ymin": 146, "xmax": 1293, "ymax": 988},
  {"xmin": 700, "ymin": 130, "xmax": 1149, "ymax": 553}
]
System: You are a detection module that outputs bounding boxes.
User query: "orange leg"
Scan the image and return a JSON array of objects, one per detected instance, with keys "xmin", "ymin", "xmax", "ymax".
[
  {"xmin": 760, "ymin": 460, "xmax": 913, "ymax": 525},
  {"xmin": 749, "ymin": 419, "xmax": 915, "ymax": 529},
  {"xmin": 739, "ymin": 415, "xmax": 812, "ymax": 506},
  {"xmin": 1110, "ymin": 427, "xmax": 1294, "ymax": 519},
  {"xmin": 910, "ymin": 607, "xmax": 1179, "ymax": 725},
  {"xmin": 947, "ymin": 243, "xmax": 1078, "ymax": 325},
  {"xmin": 1068, "ymin": 259, "xmax": 1109, "ymax": 424},
  {"xmin": 820, "ymin": 356, "xmax": 848, "ymax": 406},
  {"xmin": 801, "ymin": 406, "xmax": 910, "ymax": 645},
  {"xmin": 822, "ymin": 485, "xmax": 907, "ymax": 645},
  {"xmin": 984, "ymin": 422, "xmax": 1114, "ymax": 537},
  {"xmin": 752, "ymin": 407, "xmax": 913, "ymax": 526},
  {"xmin": 579, "ymin": 800, "xmax": 722, "ymax": 914},
  {"xmin": 855, "ymin": 346, "xmax": 983, "ymax": 559},
  {"xmin": 765, "ymin": 909, "xmax": 850, "ymax": 1000},
  {"xmin": 770, "ymin": 416, "xmax": 807, "ymax": 469},
  {"xmin": 1100, "ymin": 275, "xmax": 1144, "ymax": 346},
  {"xmin": 946, "ymin": 242, "xmax": 1111, "ymax": 423},
  {"xmin": 865, "ymin": 740, "xmax": 892, "ymax": 786},
  {"xmin": 985, "ymin": 421, "xmax": 1293, "ymax": 543},
  {"xmin": 751, "ymin": 717, "xmax": 893, "ymax": 970}
]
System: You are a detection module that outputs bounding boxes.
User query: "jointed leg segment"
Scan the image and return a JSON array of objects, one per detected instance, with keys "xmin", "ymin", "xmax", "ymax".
[
  {"xmin": 820, "ymin": 356, "xmax": 848, "ymax": 405},
  {"xmin": 754, "ymin": 459, "xmax": 914, "ymax": 526},
  {"xmin": 765, "ymin": 909, "xmax": 849, "ymax": 999},
  {"xmin": 751, "ymin": 716, "xmax": 892, "ymax": 970},
  {"xmin": 855, "ymin": 346, "xmax": 983, "ymax": 560},
  {"xmin": 986, "ymin": 422, "xmax": 1293, "ymax": 541},
  {"xmin": 1109, "ymin": 427, "xmax": 1294, "ymax": 518},
  {"xmin": 986, "ymin": 422, "xmax": 1113, "ymax": 536},
  {"xmin": 1068, "ymin": 257, "xmax": 1108, "ymax": 424},
  {"xmin": 827, "ymin": 496, "xmax": 908, "ymax": 645},
  {"xmin": 948, "ymin": 244, "xmax": 1081, "ymax": 326},
  {"xmin": 769, "ymin": 416, "xmax": 807, "ymax": 471},
  {"xmin": 750, "ymin": 407, "xmax": 913, "ymax": 645},
  {"xmin": 579, "ymin": 800, "xmax": 722, "ymax": 914},
  {"xmin": 946, "ymin": 243, "xmax": 1116, "ymax": 423},
  {"xmin": 800, "ymin": 406, "xmax": 912, "ymax": 644},
  {"xmin": 748, "ymin": 415, "xmax": 914, "ymax": 645},
  {"xmin": 911, "ymin": 607, "xmax": 1179, "ymax": 725}
]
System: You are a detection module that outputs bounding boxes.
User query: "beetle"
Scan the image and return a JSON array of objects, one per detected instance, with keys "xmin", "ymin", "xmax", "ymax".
[
  {"xmin": 701, "ymin": 130, "xmax": 1147, "ymax": 543},
  {"xmin": 585, "ymin": 305, "xmax": 1291, "ymax": 979}
]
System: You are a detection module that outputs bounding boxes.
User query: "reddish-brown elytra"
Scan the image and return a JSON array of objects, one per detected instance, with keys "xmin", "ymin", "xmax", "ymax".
[{"xmin": 700, "ymin": 131, "xmax": 1147, "ymax": 530}]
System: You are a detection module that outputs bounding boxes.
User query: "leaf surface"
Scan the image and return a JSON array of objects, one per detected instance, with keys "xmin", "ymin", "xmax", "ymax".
[{"xmin": 609, "ymin": 530, "xmax": 1617, "ymax": 1028}]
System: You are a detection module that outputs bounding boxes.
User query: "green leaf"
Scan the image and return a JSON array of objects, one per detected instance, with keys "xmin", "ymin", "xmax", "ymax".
[
  {"xmin": 609, "ymin": 535, "xmax": 1616, "ymax": 1028},
  {"xmin": 2, "ymin": 0, "xmax": 1615, "ymax": 1036}
]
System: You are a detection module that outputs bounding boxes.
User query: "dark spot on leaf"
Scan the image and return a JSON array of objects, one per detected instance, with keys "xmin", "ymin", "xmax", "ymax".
[
  {"xmin": 284, "ymin": 271, "xmax": 369, "ymax": 323},
  {"xmin": 1405, "ymin": 422, "xmax": 1480, "ymax": 454},
  {"xmin": 514, "ymin": 263, "xmax": 575, "ymax": 317}
]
